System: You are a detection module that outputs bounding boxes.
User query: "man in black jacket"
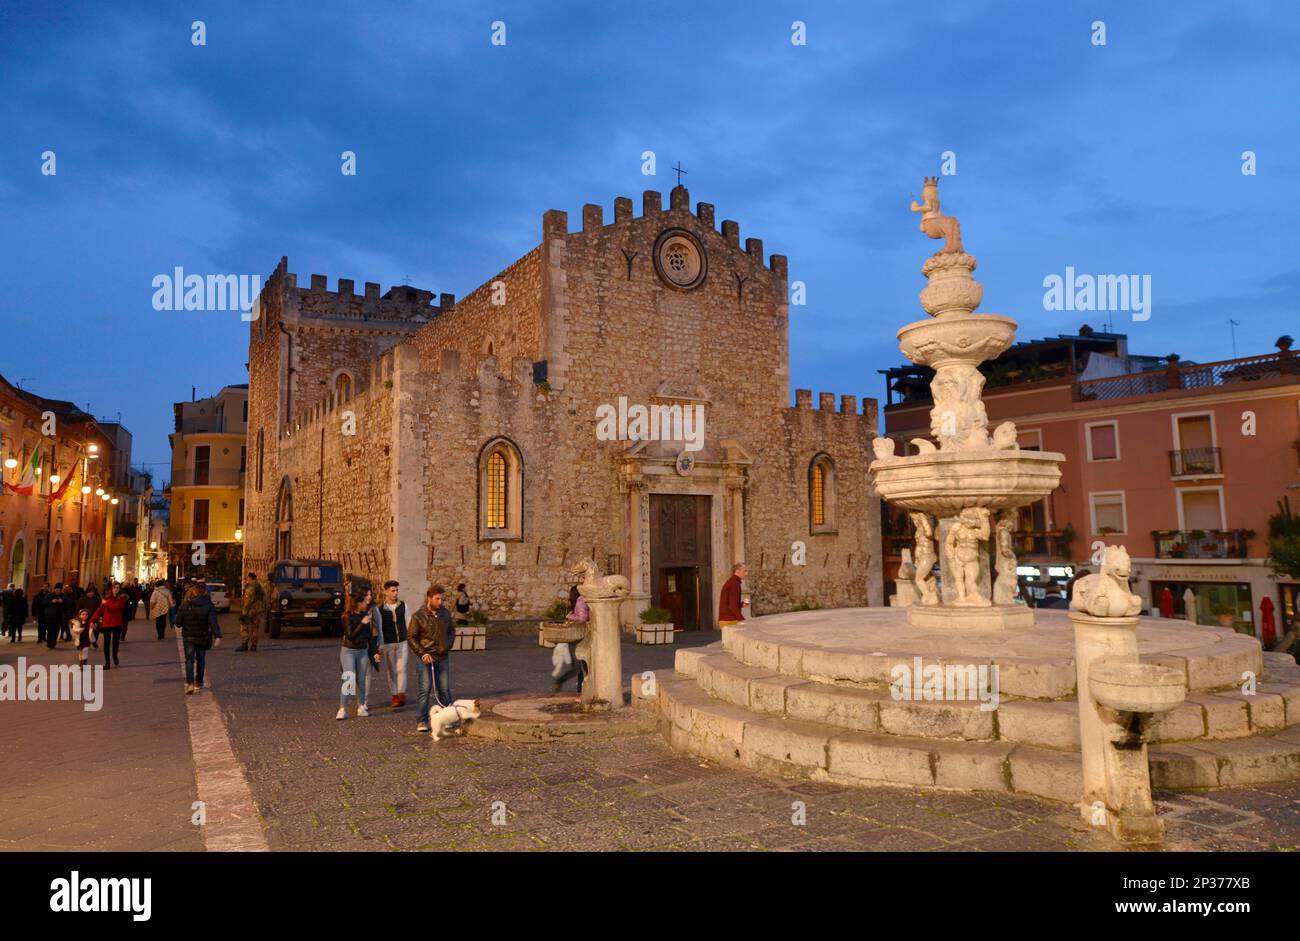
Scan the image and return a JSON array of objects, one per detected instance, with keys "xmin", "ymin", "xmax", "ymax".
[
  {"xmin": 178, "ymin": 583, "xmax": 222, "ymax": 694},
  {"xmin": 43, "ymin": 583, "xmax": 66, "ymax": 649},
  {"xmin": 377, "ymin": 580, "xmax": 409, "ymax": 708}
]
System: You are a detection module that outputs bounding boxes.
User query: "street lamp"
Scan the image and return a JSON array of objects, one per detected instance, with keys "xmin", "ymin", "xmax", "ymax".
[
  {"xmin": 3, "ymin": 458, "xmax": 15, "ymax": 469},
  {"xmin": 50, "ymin": 473, "xmax": 60, "ymax": 485},
  {"xmin": 81, "ymin": 485, "xmax": 91, "ymax": 494},
  {"xmin": 110, "ymin": 497, "xmax": 119, "ymax": 505},
  {"xmin": 234, "ymin": 528, "xmax": 243, "ymax": 542},
  {"xmin": 95, "ymin": 488, "xmax": 104, "ymax": 496}
]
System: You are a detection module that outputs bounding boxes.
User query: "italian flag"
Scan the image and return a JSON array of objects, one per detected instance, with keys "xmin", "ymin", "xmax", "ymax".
[{"xmin": 4, "ymin": 448, "xmax": 41, "ymax": 496}]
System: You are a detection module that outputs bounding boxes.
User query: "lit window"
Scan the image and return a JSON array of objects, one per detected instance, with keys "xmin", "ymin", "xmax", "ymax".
[
  {"xmin": 809, "ymin": 454, "xmax": 836, "ymax": 533},
  {"xmin": 486, "ymin": 452, "xmax": 507, "ymax": 529},
  {"xmin": 812, "ymin": 465, "xmax": 826, "ymax": 525}
]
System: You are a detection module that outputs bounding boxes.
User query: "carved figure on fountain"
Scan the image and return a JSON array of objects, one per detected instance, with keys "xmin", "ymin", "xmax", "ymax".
[
  {"xmin": 1071, "ymin": 546, "xmax": 1143, "ymax": 618},
  {"xmin": 945, "ymin": 507, "xmax": 991, "ymax": 606},
  {"xmin": 909, "ymin": 512, "xmax": 940, "ymax": 606},
  {"xmin": 930, "ymin": 364, "xmax": 990, "ymax": 451},
  {"xmin": 992, "ymin": 511, "xmax": 1019, "ymax": 605}
]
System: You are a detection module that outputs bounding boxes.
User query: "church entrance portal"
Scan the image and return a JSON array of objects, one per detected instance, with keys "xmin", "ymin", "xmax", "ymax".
[{"xmin": 649, "ymin": 493, "xmax": 713, "ymax": 631}]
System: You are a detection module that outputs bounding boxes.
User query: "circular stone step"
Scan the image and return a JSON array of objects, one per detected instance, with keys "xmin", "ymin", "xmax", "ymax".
[
  {"xmin": 715, "ymin": 607, "xmax": 1265, "ymax": 700},
  {"xmin": 649, "ymin": 608, "xmax": 1300, "ymax": 802}
]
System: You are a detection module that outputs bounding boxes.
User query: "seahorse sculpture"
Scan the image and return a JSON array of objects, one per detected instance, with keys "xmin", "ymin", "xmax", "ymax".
[
  {"xmin": 571, "ymin": 557, "xmax": 629, "ymax": 600},
  {"xmin": 909, "ymin": 176, "xmax": 964, "ymax": 254}
]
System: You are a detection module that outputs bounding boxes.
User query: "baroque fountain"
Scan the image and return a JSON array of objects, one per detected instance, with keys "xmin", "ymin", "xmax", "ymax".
[
  {"xmin": 643, "ymin": 176, "xmax": 1300, "ymax": 843},
  {"xmin": 870, "ymin": 176, "xmax": 1065, "ymax": 630}
]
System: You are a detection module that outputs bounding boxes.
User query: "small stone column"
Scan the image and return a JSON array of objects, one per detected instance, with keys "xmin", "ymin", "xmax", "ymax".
[
  {"xmin": 1071, "ymin": 611, "xmax": 1140, "ymax": 816},
  {"xmin": 582, "ymin": 594, "xmax": 625, "ymax": 709}
]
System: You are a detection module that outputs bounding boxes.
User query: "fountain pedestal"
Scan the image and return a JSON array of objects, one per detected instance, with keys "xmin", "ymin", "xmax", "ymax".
[{"xmin": 1071, "ymin": 609, "xmax": 1187, "ymax": 843}]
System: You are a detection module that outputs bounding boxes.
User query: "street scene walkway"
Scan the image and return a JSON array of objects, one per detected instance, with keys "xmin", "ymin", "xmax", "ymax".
[{"xmin": 3, "ymin": 613, "xmax": 1300, "ymax": 852}]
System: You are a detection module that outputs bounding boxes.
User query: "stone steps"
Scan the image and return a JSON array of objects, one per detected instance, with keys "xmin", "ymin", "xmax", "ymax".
[
  {"xmin": 674, "ymin": 643, "xmax": 1300, "ymax": 747},
  {"xmin": 654, "ymin": 671, "xmax": 1300, "ymax": 802}
]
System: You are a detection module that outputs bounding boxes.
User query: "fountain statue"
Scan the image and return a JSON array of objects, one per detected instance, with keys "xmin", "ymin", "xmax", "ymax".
[
  {"xmin": 870, "ymin": 177, "xmax": 1065, "ymax": 630},
  {"xmin": 571, "ymin": 557, "xmax": 629, "ymax": 710}
]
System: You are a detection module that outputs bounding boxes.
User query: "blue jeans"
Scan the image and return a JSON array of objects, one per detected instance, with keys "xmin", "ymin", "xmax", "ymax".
[
  {"xmin": 339, "ymin": 646, "xmax": 371, "ymax": 707},
  {"xmin": 184, "ymin": 641, "xmax": 207, "ymax": 685},
  {"xmin": 415, "ymin": 658, "xmax": 452, "ymax": 726}
]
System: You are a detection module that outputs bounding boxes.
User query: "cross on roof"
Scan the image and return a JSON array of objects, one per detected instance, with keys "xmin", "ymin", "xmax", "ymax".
[{"xmin": 672, "ymin": 162, "xmax": 687, "ymax": 186}]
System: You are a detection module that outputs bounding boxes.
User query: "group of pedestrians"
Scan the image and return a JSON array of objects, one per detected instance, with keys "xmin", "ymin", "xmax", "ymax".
[{"xmin": 336, "ymin": 580, "xmax": 461, "ymax": 735}]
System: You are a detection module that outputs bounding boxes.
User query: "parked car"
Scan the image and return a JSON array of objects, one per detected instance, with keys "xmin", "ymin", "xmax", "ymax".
[
  {"xmin": 269, "ymin": 560, "xmax": 346, "ymax": 637},
  {"xmin": 207, "ymin": 580, "xmax": 231, "ymax": 613}
]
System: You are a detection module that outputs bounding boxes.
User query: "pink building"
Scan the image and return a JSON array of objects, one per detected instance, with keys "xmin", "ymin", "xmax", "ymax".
[{"xmin": 882, "ymin": 329, "xmax": 1300, "ymax": 639}]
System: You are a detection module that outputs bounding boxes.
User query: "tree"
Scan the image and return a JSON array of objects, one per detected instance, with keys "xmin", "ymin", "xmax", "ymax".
[{"xmin": 1267, "ymin": 497, "xmax": 1300, "ymax": 580}]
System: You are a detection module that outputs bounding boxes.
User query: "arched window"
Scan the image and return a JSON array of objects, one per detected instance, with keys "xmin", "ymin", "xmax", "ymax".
[
  {"xmin": 333, "ymin": 371, "xmax": 354, "ymax": 401},
  {"xmin": 809, "ymin": 453, "xmax": 836, "ymax": 534},
  {"xmin": 275, "ymin": 477, "xmax": 293, "ymax": 559},
  {"xmin": 478, "ymin": 438, "xmax": 522, "ymax": 540}
]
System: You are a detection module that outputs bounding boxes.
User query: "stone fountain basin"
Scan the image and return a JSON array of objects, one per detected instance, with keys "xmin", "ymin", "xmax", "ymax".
[
  {"xmin": 1089, "ymin": 659, "xmax": 1187, "ymax": 714},
  {"xmin": 897, "ymin": 314, "xmax": 1019, "ymax": 368},
  {"xmin": 869, "ymin": 448, "xmax": 1065, "ymax": 516},
  {"xmin": 541, "ymin": 622, "xmax": 586, "ymax": 645}
]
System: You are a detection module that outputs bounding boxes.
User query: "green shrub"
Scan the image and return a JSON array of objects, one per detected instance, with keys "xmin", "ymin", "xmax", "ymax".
[
  {"xmin": 541, "ymin": 600, "xmax": 569, "ymax": 622},
  {"xmin": 468, "ymin": 608, "xmax": 489, "ymax": 625},
  {"xmin": 639, "ymin": 607, "xmax": 673, "ymax": 624}
]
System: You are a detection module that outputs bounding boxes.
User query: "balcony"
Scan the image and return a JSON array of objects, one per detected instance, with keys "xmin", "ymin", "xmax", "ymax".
[
  {"xmin": 1168, "ymin": 447, "xmax": 1222, "ymax": 476},
  {"xmin": 1152, "ymin": 529, "xmax": 1251, "ymax": 560},
  {"xmin": 175, "ymin": 469, "xmax": 246, "ymax": 488},
  {"xmin": 1013, "ymin": 530, "xmax": 1071, "ymax": 560},
  {"xmin": 1076, "ymin": 351, "xmax": 1299, "ymax": 402}
]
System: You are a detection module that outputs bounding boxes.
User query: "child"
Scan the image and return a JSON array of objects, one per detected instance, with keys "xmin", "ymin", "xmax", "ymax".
[{"xmin": 70, "ymin": 608, "xmax": 94, "ymax": 667}]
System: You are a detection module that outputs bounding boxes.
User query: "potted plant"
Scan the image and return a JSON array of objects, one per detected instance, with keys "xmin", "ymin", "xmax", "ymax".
[
  {"xmin": 538, "ymin": 599, "xmax": 582, "ymax": 647},
  {"xmin": 1277, "ymin": 335, "xmax": 1294, "ymax": 353},
  {"xmin": 1058, "ymin": 523, "xmax": 1076, "ymax": 562},
  {"xmin": 637, "ymin": 606, "xmax": 674, "ymax": 645},
  {"xmin": 1211, "ymin": 603, "xmax": 1235, "ymax": 627},
  {"xmin": 1188, "ymin": 529, "xmax": 1207, "ymax": 541}
]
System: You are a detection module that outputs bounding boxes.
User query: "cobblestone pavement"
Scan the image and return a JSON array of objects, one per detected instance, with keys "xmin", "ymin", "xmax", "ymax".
[
  {"xmin": 0, "ymin": 623, "xmax": 203, "ymax": 851},
  {"xmin": 5, "ymin": 613, "xmax": 1300, "ymax": 851}
]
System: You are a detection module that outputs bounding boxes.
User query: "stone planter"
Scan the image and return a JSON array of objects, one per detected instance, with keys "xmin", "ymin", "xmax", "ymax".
[
  {"xmin": 539, "ymin": 621, "xmax": 585, "ymax": 647},
  {"xmin": 453, "ymin": 625, "xmax": 487, "ymax": 651},
  {"xmin": 636, "ymin": 623, "xmax": 675, "ymax": 645}
]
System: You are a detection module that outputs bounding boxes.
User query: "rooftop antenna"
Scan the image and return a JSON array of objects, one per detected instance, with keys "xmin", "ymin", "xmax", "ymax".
[
  {"xmin": 1229, "ymin": 319, "xmax": 1240, "ymax": 358},
  {"xmin": 15, "ymin": 377, "xmax": 33, "ymax": 389}
]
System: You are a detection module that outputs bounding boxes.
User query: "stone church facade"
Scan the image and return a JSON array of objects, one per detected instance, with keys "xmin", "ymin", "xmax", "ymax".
[{"xmin": 243, "ymin": 185, "xmax": 883, "ymax": 626}]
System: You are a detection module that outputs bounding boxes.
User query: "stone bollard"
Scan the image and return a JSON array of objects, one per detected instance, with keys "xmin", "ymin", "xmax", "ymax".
[
  {"xmin": 581, "ymin": 595, "xmax": 625, "ymax": 709},
  {"xmin": 1069, "ymin": 546, "xmax": 1186, "ymax": 843},
  {"xmin": 571, "ymin": 557, "xmax": 630, "ymax": 711}
]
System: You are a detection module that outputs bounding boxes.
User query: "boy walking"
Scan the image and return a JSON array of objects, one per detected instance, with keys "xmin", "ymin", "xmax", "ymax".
[{"xmin": 378, "ymin": 580, "xmax": 409, "ymax": 707}]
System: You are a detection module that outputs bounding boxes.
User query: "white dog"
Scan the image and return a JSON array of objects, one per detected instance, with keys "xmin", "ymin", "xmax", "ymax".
[{"xmin": 431, "ymin": 698, "xmax": 481, "ymax": 740}]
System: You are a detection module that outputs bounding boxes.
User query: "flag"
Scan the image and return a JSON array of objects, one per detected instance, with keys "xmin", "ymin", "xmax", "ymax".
[
  {"xmin": 4, "ymin": 448, "xmax": 41, "ymax": 496},
  {"xmin": 50, "ymin": 461, "xmax": 78, "ymax": 504}
]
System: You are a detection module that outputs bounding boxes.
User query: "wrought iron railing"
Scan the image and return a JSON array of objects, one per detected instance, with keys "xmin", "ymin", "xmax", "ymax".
[
  {"xmin": 1168, "ymin": 447, "xmax": 1222, "ymax": 476},
  {"xmin": 1152, "ymin": 529, "xmax": 1250, "ymax": 560},
  {"xmin": 1076, "ymin": 352, "xmax": 1297, "ymax": 402}
]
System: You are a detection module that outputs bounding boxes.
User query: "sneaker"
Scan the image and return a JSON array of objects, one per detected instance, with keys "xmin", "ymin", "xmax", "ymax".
[
  {"xmin": 357, "ymin": 705, "xmax": 369, "ymax": 717},
  {"xmin": 397, "ymin": 693, "xmax": 407, "ymax": 707},
  {"xmin": 184, "ymin": 684, "xmax": 196, "ymax": 694},
  {"xmin": 391, "ymin": 695, "xmax": 400, "ymax": 708},
  {"xmin": 416, "ymin": 722, "xmax": 431, "ymax": 733},
  {"xmin": 336, "ymin": 707, "xmax": 347, "ymax": 720}
]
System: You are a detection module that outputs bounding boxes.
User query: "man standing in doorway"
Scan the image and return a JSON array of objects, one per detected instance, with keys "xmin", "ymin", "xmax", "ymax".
[{"xmin": 719, "ymin": 563, "xmax": 747, "ymax": 628}]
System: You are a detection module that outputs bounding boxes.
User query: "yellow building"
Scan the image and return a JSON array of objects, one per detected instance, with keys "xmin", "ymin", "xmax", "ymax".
[{"xmin": 167, "ymin": 384, "xmax": 248, "ymax": 583}]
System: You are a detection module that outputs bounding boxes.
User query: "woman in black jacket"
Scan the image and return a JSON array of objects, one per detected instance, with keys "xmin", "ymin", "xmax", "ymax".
[{"xmin": 336, "ymin": 589, "xmax": 380, "ymax": 720}]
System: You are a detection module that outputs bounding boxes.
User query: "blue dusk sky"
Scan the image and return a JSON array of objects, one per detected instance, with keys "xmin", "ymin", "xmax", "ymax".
[{"xmin": 1, "ymin": 0, "xmax": 1297, "ymax": 480}]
